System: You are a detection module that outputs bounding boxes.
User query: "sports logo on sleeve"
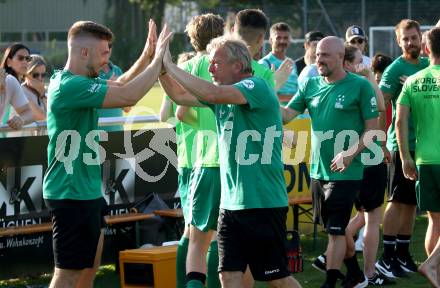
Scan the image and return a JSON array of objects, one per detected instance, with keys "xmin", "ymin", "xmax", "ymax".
[
  {"xmin": 241, "ymin": 79, "xmax": 255, "ymax": 90},
  {"xmin": 88, "ymin": 83, "xmax": 102, "ymax": 93}
]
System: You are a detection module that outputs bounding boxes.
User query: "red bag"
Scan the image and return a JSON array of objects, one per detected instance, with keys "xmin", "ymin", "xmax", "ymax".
[{"xmin": 286, "ymin": 230, "xmax": 303, "ymax": 273}]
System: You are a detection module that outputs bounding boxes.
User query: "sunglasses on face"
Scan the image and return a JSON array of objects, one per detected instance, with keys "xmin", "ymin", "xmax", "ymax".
[
  {"xmin": 15, "ymin": 55, "xmax": 31, "ymax": 62},
  {"xmin": 32, "ymin": 72, "xmax": 47, "ymax": 79},
  {"xmin": 350, "ymin": 38, "xmax": 364, "ymax": 45}
]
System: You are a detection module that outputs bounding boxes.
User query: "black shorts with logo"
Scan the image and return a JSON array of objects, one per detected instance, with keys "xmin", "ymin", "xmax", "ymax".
[
  {"xmin": 45, "ymin": 197, "xmax": 108, "ymax": 269},
  {"xmin": 312, "ymin": 179, "xmax": 360, "ymax": 235},
  {"xmin": 356, "ymin": 163, "xmax": 387, "ymax": 212},
  {"xmin": 217, "ymin": 207, "xmax": 290, "ymax": 281},
  {"xmin": 388, "ymin": 151, "xmax": 417, "ymax": 205}
]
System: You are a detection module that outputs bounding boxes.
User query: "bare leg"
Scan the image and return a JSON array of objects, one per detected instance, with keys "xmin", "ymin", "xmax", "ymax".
[
  {"xmin": 268, "ymin": 276, "xmax": 302, "ymax": 288},
  {"xmin": 398, "ymin": 203, "xmax": 417, "ymax": 235},
  {"xmin": 49, "ymin": 268, "xmax": 82, "ymax": 288},
  {"xmin": 243, "ymin": 266, "xmax": 255, "ymax": 288},
  {"xmin": 220, "ymin": 271, "xmax": 244, "ymax": 288},
  {"xmin": 327, "ymin": 235, "xmax": 346, "ymax": 270},
  {"xmin": 76, "ymin": 230, "xmax": 105, "ymax": 288},
  {"xmin": 382, "ymin": 202, "xmax": 403, "ymax": 236},
  {"xmin": 364, "ymin": 208, "xmax": 382, "ymax": 277},
  {"xmin": 419, "ymin": 212, "xmax": 440, "ymax": 288},
  {"xmin": 426, "ymin": 213, "xmax": 440, "ymax": 255},
  {"xmin": 345, "ymin": 213, "xmax": 365, "ymax": 259},
  {"xmin": 186, "ymin": 225, "xmax": 214, "ymax": 275}
]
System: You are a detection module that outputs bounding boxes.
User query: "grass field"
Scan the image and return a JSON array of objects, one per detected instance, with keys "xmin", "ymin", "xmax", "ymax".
[
  {"xmin": 0, "ymin": 215, "xmax": 431, "ymax": 287},
  {"xmin": 122, "ymin": 85, "xmax": 170, "ymax": 130}
]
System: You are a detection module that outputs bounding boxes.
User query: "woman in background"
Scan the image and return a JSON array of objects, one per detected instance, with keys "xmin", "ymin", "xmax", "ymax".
[
  {"xmin": 0, "ymin": 43, "xmax": 32, "ymax": 127},
  {"xmin": 22, "ymin": 55, "xmax": 48, "ymax": 120}
]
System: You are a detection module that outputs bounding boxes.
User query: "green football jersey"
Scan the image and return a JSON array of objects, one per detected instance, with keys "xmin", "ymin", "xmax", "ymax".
[
  {"xmin": 397, "ymin": 65, "xmax": 440, "ymax": 164},
  {"xmin": 379, "ymin": 56, "xmax": 429, "ymax": 151},
  {"xmin": 288, "ymin": 73, "xmax": 379, "ymax": 181},
  {"xmin": 204, "ymin": 76, "xmax": 287, "ymax": 210},
  {"xmin": 43, "ymin": 70, "xmax": 107, "ymax": 200}
]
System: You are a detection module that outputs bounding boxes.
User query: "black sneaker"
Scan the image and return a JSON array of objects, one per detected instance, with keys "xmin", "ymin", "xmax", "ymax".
[
  {"xmin": 313, "ymin": 254, "xmax": 327, "ymax": 273},
  {"xmin": 375, "ymin": 256, "xmax": 407, "ymax": 278},
  {"xmin": 396, "ymin": 254, "xmax": 418, "ymax": 273},
  {"xmin": 341, "ymin": 274, "xmax": 368, "ymax": 288},
  {"xmin": 368, "ymin": 271, "xmax": 396, "ymax": 286}
]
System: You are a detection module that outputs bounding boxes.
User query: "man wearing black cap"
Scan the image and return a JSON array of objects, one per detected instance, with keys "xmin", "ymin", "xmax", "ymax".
[
  {"xmin": 295, "ymin": 31, "xmax": 324, "ymax": 74},
  {"xmin": 346, "ymin": 25, "xmax": 371, "ymax": 66}
]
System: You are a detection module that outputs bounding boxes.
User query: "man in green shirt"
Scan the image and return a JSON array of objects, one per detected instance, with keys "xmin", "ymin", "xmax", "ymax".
[
  {"xmin": 282, "ymin": 37, "xmax": 379, "ymax": 288},
  {"xmin": 160, "ymin": 36, "xmax": 301, "ymax": 288},
  {"xmin": 376, "ymin": 19, "xmax": 430, "ymax": 278},
  {"xmin": 43, "ymin": 20, "xmax": 172, "ymax": 288},
  {"xmin": 396, "ymin": 26, "xmax": 440, "ymax": 288},
  {"xmin": 160, "ymin": 14, "xmax": 224, "ymax": 288}
]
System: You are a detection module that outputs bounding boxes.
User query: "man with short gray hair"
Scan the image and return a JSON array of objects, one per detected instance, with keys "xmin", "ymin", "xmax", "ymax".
[{"xmin": 160, "ymin": 35, "xmax": 301, "ymax": 288}]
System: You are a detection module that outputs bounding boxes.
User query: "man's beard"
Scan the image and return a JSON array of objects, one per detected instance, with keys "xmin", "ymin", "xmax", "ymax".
[
  {"xmin": 86, "ymin": 63, "xmax": 99, "ymax": 78},
  {"xmin": 317, "ymin": 63, "xmax": 331, "ymax": 77},
  {"xmin": 406, "ymin": 45, "xmax": 421, "ymax": 59}
]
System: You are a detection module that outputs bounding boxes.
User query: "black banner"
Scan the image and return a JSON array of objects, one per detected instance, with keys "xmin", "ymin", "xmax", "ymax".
[{"xmin": 0, "ymin": 128, "xmax": 178, "ymax": 279}]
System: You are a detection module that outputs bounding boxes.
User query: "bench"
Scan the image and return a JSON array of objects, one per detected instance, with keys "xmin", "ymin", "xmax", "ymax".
[
  {"xmin": 288, "ymin": 195, "xmax": 318, "ymax": 249},
  {"xmin": 0, "ymin": 222, "xmax": 52, "ymax": 237},
  {"xmin": 0, "ymin": 212, "xmax": 154, "ymax": 246},
  {"xmin": 153, "ymin": 208, "xmax": 184, "ymax": 239}
]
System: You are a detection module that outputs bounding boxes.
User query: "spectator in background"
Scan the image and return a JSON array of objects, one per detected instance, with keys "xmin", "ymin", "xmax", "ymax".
[
  {"xmin": 341, "ymin": 45, "xmax": 392, "ymax": 286},
  {"xmin": 371, "ymin": 53, "xmax": 393, "ymax": 130},
  {"xmin": 0, "ymin": 43, "xmax": 33, "ymax": 130},
  {"xmin": 371, "ymin": 53, "xmax": 394, "ymax": 83},
  {"xmin": 0, "ymin": 43, "xmax": 32, "ymax": 125},
  {"xmin": 98, "ymin": 44, "xmax": 125, "ymax": 131},
  {"xmin": 295, "ymin": 30, "xmax": 324, "ymax": 74},
  {"xmin": 260, "ymin": 22, "xmax": 298, "ymax": 105},
  {"xmin": 1, "ymin": 43, "xmax": 30, "ymax": 82},
  {"xmin": 346, "ymin": 25, "xmax": 371, "ymax": 66},
  {"xmin": 420, "ymin": 31, "xmax": 429, "ymax": 57},
  {"xmin": 22, "ymin": 55, "xmax": 48, "ymax": 120},
  {"xmin": 297, "ymin": 41, "xmax": 319, "ymax": 88}
]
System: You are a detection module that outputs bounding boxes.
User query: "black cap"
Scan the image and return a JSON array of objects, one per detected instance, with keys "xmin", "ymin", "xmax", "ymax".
[
  {"xmin": 305, "ymin": 31, "xmax": 325, "ymax": 43},
  {"xmin": 345, "ymin": 25, "xmax": 366, "ymax": 41}
]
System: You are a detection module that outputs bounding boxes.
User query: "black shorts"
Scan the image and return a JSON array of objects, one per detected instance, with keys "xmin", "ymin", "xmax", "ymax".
[
  {"xmin": 356, "ymin": 163, "xmax": 387, "ymax": 212},
  {"xmin": 312, "ymin": 179, "xmax": 360, "ymax": 235},
  {"xmin": 217, "ymin": 207, "xmax": 290, "ymax": 282},
  {"xmin": 45, "ymin": 197, "xmax": 108, "ymax": 270},
  {"xmin": 387, "ymin": 151, "xmax": 417, "ymax": 205}
]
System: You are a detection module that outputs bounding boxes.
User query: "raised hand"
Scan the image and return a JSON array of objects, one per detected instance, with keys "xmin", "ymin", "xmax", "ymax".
[
  {"xmin": 28, "ymin": 77, "xmax": 45, "ymax": 96},
  {"xmin": 274, "ymin": 58, "xmax": 294, "ymax": 91},
  {"xmin": 163, "ymin": 42, "xmax": 173, "ymax": 66},
  {"xmin": 154, "ymin": 24, "xmax": 173, "ymax": 60},
  {"xmin": 143, "ymin": 19, "xmax": 158, "ymax": 59},
  {"xmin": 355, "ymin": 63, "xmax": 373, "ymax": 78}
]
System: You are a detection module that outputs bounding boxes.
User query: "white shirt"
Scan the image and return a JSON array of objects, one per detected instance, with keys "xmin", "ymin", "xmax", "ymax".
[{"xmin": 0, "ymin": 75, "xmax": 28, "ymax": 121}]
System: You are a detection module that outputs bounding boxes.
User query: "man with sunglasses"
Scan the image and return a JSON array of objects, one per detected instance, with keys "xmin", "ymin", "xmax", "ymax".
[{"xmin": 346, "ymin": 25, "xmax": 371, "ymax": 67}]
